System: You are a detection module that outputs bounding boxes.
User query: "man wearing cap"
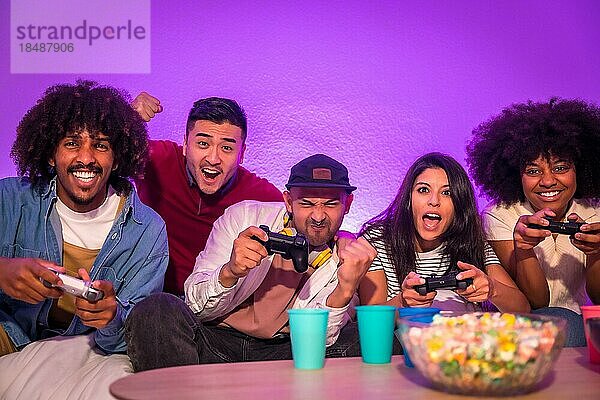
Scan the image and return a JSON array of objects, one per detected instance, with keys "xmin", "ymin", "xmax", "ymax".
[{"xmin": 125, "ymin": 154, "xmax": 377, "ymax": 371}]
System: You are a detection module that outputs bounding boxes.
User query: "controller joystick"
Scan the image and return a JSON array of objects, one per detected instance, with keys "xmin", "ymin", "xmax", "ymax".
[
  {"xmin": 528, "ymin": 217, "xmax": 584, "ymax": 236},
  {"xmin": 413, "ymin": 270, "xmax": 474, "ymax": 296},
  {"xmin": 252, "ymin": 225, "xmax": 310, "ymax": 273}
]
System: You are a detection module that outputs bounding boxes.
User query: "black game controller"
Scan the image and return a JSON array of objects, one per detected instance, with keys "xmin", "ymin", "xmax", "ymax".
[
  {"xmin": 413, "ymin": 271, "xmax": 474, "ymax": 296},
  {"xmin": 252, "ymin": 225, "xmax": 310, "ymax": 273},
  {"xmin": 528, "ymin": 217, "xmax": 584, "ymax": 236}
]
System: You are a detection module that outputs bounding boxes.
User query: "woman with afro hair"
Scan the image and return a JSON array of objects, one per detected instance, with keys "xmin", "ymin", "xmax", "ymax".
[{"xmin": 466, "ymin": 98, "xmax": 600, "ymax": 347}]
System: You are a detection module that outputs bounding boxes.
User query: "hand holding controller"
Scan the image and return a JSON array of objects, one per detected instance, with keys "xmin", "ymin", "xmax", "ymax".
[
  {"xmin": 413, "ymin": 271, "xmax": 474, "ymax": 296},
  {"xmin": 528, "ymin": 216, "xmax": 584, "ymax": 235},
  {"xmin": 252, "ymin": 225, "xmax": 310, "ymax": 273},
  {"xmin": 42, "ymin": 270, "xmax": 104, "ymax": 302}
]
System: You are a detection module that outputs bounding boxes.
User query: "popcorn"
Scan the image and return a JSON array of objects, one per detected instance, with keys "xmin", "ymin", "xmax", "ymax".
[{"xmin": 403, "ymin": 313, "xmax": 562, "ymax": 394}]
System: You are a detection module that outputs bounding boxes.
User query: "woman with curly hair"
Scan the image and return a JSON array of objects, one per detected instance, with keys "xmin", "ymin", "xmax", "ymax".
[
  {"xmin": 359, "ymin": 153, "xmax": 529, "ymax": 313},
  {"xmin": 0, "ymin": 80, "xmax": 168, "ymax": 357},
  {"xmin": 466, "ymin": 98, "xmax": 600, "ymax": 346}
]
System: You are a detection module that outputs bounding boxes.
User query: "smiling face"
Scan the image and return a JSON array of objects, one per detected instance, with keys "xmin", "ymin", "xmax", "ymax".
[
  {"xmin": 50, "ymin": 130, "xmax": 115, "ymax": 212},
  {"xmin": 411, "ymin": 167, "xmax": 455, "ymax": 252},
  {"xmin": 521, "ymin": 155, "xmax": 576, "ymax": 219},
  {"xmin": 283, "ymin": 187, "xmax": 353, "ymax": 248},
  {"xmin": 183, "ymin": 120, "xmax": 246, "ymax": 194}
]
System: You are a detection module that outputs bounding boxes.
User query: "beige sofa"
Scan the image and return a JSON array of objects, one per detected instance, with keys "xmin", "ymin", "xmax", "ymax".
[{"xmin": 0, "ymin": 334, "xmax": 132, "ymax": 400}]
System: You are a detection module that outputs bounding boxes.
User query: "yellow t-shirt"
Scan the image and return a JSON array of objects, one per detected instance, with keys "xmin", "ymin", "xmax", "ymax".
[
  {"xmin": 48, "ymin": 195, "xmax": 125, "ymax": 329},
  {"xmin": 47, "ymin": 244, "xmax": 99, "ymax": 329}
]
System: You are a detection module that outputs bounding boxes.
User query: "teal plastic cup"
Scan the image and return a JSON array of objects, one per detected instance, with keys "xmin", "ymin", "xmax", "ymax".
[
  {"xmin": 396, "ymin": 307, "xmax": 441, "ymax": 367},
  {"xmin": 287, "ymin": 308, "xmax": 329, "ymax": 370},
  {"xmin": 355, "ymin": 305, "xmax": 397, "ymax": 364}
]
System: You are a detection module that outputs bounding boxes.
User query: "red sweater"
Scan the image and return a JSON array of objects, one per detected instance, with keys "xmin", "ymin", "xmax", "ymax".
[{"xmin": 135, "ymin": 140, "xmax": 283, "ymax": 295}]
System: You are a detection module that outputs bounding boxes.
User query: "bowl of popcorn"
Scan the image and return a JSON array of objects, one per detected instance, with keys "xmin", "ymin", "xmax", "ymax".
[{"xmin": 396, "ymin": 312, "xmax": 566, "ymax": 396}]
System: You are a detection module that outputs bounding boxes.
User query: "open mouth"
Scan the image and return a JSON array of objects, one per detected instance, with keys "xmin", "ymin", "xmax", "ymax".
[
  {"xmin": 69, "ymin": 168, "xmax": 101, "ymax": 184},
  {"xmin": 201, "ymin": 167, "xmax": 221, "ymax": 180},
  {"xmin": 422, "ymin": 213, "xmax": 442, "ymax": 229},
  {"xmin": 535, "ymin": 190, "xmax": 564, "ymax": 201},
  {"xmin": 538, "ymin": 190, "xmax": 561, "ymax": 197}
]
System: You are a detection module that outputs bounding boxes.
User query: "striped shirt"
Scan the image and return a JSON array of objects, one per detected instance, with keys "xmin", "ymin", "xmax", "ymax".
[{"xmin": 362, "ymin": 228, "xmax": 500, "ymax": 311}]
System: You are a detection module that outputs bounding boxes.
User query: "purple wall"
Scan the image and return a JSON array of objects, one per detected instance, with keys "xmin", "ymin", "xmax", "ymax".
[{"xmin": 2, "ymin": 1, "xmax": 600, "ymax": 231}]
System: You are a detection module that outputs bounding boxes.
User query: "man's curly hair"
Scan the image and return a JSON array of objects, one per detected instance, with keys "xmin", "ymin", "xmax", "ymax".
[
  {"xmin": 10, "ymin": 80, "xmax": 148, "ymax": 195},
  {"xmin": 466, "ymin": 98, "xmax": 600, "ymax": 205}
]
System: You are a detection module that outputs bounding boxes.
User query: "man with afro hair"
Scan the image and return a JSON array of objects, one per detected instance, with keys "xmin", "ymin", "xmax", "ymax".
[
  {"xmin": 0, "ymin": 81, "xmax": 168, "ymax": 356},
  {"xmin": 466, "ymin": 98, "xmax": 600, "ymax": 346}
]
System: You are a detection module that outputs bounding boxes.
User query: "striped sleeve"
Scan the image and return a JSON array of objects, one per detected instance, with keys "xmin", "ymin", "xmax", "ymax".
[
  {"xmin": 361, "ymin": 229, "xmax": 401, "ymax": 299},
  {"xmin": 483, "ymin": 242, "xmax": 501, "ymax": 266},
  {"xmin": 361, "ymin": 230, "xmax": 385, "ymax": 272}
]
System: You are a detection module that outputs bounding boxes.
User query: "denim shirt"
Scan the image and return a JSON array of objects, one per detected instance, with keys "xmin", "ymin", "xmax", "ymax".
[{"xmin": 0, "ymin": 177, "xmax": 168, "ymax": 353}]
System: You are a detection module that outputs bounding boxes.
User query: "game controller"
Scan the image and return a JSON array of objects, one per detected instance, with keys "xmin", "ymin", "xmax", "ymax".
[
  {"xmin": 42, "ymin": 270, "xmax": 104, "ymax": 302},
  {"xmin": 252, "ymin": 225, "xmax": 310, "ymax": 273},
  {"xmin": 413, "ymin": 271, "xmax": 474, "ymax": 296},
  {"xmin": 528, "ymin": 217, "xmax": 584, "ymax": 236}
]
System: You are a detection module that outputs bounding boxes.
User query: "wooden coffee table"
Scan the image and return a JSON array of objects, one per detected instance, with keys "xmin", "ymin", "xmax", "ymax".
[{"xmin": 110, "ymin": 347, "xmax": 600, "ymax": 400}]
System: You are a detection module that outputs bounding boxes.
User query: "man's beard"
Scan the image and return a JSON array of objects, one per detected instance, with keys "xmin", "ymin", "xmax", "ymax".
[
  {"xmin": 68, "ymin": 191, "xmax": 97, "ymax": 206},
  {"xmin": 303, "ymin": 219, "xmax": 335, "ymax": 248}
]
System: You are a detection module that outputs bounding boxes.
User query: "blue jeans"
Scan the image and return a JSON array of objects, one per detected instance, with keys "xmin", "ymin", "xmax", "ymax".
[
  {"xmin": 532, "ymin": 307, "xmax": 586, "ymax": 347},
  {"xmin": 125, "ymin": 293, "xmax": 293, "ymax": 371}
]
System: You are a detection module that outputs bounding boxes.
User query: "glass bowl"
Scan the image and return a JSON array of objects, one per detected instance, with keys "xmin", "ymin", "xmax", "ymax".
[{"xmin": 396, "ymin": 312, "xmax": 566, "ymax": 396}]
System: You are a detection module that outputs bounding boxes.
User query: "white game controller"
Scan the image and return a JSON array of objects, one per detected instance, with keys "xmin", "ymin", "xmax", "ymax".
[{"xmin": 42, "ymin": 270, "xmax": 104, "ymax": 302}]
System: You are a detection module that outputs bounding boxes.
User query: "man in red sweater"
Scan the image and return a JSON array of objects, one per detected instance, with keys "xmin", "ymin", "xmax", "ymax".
[{"xmin": 132, "ymin": 93, "xmax": 282, "ymax": 295}]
